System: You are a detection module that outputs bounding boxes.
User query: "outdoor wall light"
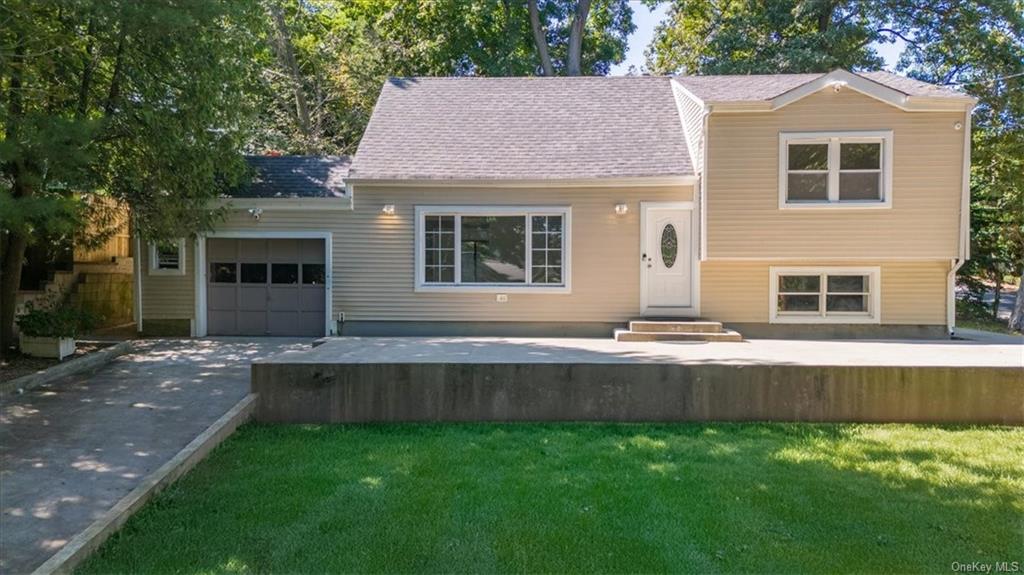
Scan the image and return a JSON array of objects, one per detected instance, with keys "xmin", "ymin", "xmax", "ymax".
[
  {"xmin": 381, "ymin": 204, "xmax": 396, "ymax": 215},
  {"xmin": 953, "ymin": 121, "xmax": 963, "ymax": 131},
  {"xmin": 247, "ymin": 207, "xmax": 263, "ymax": 220},
  {"xmin": 614, "ymin": 203, "xmax": 629, "ymax": 215}
]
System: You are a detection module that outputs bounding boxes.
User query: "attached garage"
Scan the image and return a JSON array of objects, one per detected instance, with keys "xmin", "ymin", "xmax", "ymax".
[{"xmin": 206, "ymin": 238, "xmax": 327, "ymax": 336}]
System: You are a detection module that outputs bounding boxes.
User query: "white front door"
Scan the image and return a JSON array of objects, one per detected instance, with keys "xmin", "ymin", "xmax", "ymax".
[{"xmin": 642, "ymin": 204, "xmax": 693, "ymax": 314}]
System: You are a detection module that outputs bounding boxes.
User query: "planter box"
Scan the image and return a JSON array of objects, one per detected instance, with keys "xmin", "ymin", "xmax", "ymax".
[{"xmin": 20, "ymin": 336, "xmax": 76, "ymax": 361}]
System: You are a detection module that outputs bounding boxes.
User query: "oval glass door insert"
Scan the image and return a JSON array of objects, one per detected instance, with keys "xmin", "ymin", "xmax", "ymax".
[{"xmin": 661, "ymin": 224, "xmax": 678, "ymax": 268}]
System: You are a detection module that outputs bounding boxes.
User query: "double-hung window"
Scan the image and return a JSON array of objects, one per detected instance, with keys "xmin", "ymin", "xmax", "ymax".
[
  {"xmin": 416, "ymin": 206, "xmax": 571, "ymax": 292},
  {"xmin": 780, "ymin": 131, "xmax": 892, "ymax": 208},
  {"xmin": 770, "ymin": 267, "xmax": 880, "ymax": 324},
  {"xmin": 148, "ymin": 239, "xmax": 186, "ymax": 276}
]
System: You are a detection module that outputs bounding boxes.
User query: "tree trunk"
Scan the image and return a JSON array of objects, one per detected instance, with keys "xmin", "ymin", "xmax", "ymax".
[
  {"xmin": 104, "ymin": 28, "xmax": 126, "ymax": 117},
  {"xmin": 566, "ymin": 0, "xmax": 592, "ymax": 75},
  {"xmin": 77, "ymin": 18, "xmax": 97, "ymax": 119},
  {"xmin": 1, "ymin": 40, "xmax": 27, "ymax": 355},
  {"xmin": 1010, "ymin": 266, "xmax": 1024, "ymax": 332},
  {"xmin": 269, "ymin": 2, "xmax": 312, "ymax": 146},
  {"xmin": 528, "ymin": 0, "xmax": 555, "ymax": 76},
  {"xmin": 0, "ymin": 229, "xmax": 29, "ymax": 355},
  {"xmin": 990, "ymin": 268, "xmax": 1002, "ymax": 319}
]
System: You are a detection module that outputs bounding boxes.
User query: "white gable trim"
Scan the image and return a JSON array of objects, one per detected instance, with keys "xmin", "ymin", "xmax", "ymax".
[
  {"xmin": 669, "ymin": 82, "xmax": 704, "ymax": 176},
  {"xmin": 768, "ymin": 70, "xmax": 974, "ymax": 113},
  {"xmin": 704, "ymin": 69, "xmax": 974, "ymax": 113}
]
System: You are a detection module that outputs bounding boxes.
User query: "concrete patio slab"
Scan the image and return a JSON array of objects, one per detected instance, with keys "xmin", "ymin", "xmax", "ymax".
[
  {"xmin": 263, "ymin": 336, "xmax": 1024, "ymax": 367},
  {"xmin": 253, "ymin": 337, "xmax": 1023, "ymax": 425},
  {"xmin": 0, "ymin": 338, "xmax": 311, "ymax": 575}
]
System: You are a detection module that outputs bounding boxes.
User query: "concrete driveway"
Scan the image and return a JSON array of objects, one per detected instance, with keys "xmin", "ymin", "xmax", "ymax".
[{"xmin": 0, "ymin": 338, "xmax": 310, "ymax": 575}]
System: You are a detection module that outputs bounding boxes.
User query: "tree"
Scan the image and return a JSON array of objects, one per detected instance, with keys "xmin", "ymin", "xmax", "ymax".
[
  {"xmin": 647, "ymin": 0, "xmax": 1024, "ymax": 331},
  {"xmin": 0, "ymin": 0, "xmax": 264, "ymax": 353},
  {"xmin": 252, "ymin": 0, "xmax": 635, "ymax": 155}
]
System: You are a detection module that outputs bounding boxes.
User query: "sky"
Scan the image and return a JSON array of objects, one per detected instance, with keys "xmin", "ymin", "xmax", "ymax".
[{"xmin": 609, "ymin": 2, "xmax": 904, "ymax": 76}]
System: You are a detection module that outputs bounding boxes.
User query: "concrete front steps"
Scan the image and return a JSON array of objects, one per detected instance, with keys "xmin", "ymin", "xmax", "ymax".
[{"xmin": 614, "ymin": 320, "xmax": 743, "ymax": 342}]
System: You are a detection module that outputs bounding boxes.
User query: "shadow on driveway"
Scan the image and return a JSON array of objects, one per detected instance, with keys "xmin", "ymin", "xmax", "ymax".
[{"xmin": 0, "ymin": 338, "xmax": 311, "ymax": 575}]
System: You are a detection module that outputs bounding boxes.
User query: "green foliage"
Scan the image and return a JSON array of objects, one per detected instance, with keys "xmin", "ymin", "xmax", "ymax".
[
  {"xmin": 0, "ymin": 0, "xmax": 264, "ymax": 242},
  {"xmin": 645, "ymin": 0, "xmax": 885, "ymax": 75},
  {"xmin": 252, "ymin": 0, "xmax": 635, "ymax": 154},
  {"xmin": 16, "ymin": 295, "xmax": 98, "ymax": 338},
  {"xmin": 80, "ymin": 423, "xmax": 1022, "ymax": 573}
]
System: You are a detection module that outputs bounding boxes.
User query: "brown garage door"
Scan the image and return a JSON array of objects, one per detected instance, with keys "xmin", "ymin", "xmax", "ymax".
[{"xmin": 207, "ymin": 238, "xmax": 326, "ymax": 336}]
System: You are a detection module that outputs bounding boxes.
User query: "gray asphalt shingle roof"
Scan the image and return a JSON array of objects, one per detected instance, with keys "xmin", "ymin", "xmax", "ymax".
[
  {"xmin": 348, "ymin": 76, "xmax": 694, "ymax": 182},
  {"xmin": 674, "ymin": 70, "xmax": 971, "ymax": 102},
  {"xmin": 228, "ymin": 155, "xmax": 351, "ymax": 198}
]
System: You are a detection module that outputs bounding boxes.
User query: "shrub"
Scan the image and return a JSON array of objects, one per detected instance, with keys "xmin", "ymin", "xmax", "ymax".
[{"xmin": 17, "ymin": 296, "xmax": 98, "ymax": 338}]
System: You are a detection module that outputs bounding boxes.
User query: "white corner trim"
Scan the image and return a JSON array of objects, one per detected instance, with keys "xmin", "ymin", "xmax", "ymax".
[
  {"xmin": 192, "ymin": 230, "xmax": 334, "ymax": 337},
  {"xmin": 147, "ymin": 239, "xmax": 187, "ymax": 276},
  {"xmin": 769, "ymin": 266, "xmax": 881, "ymax": 324},
  {"xmin": 413, "ymin": 205, "xmax": 572, "ymax": 294},
  {"xmin": 778, "ymin": 130, "xmax": 894, "ymax": 210},
  {"xmin": 639, "ymin": 201, "xmax": 699, "ymax": 317},
  {"xmin": 959, "ymin": 106, "xmax": 974, "ymax": 260}
]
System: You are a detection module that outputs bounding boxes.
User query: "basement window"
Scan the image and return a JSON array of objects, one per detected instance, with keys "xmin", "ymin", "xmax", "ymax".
[
  {"xmin": 415, "ymin": 206, "xmax": 571, "ymax": 293},
  {"xmin": 779, "ymin": 131, "xmax": 893, "ymax": 209},
  {"xmin": 148, "ymin": 239, "xmax": 186, "ymax": 276},
  {"xmin": 770, "ymin": 267, "xmax": 880, "ymax": 324}
]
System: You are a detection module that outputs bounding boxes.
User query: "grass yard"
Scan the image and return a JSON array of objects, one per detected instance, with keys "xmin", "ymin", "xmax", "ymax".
[{"xmin": 81, "ymin": 424, "xmax": 1023, "ymax": 574}]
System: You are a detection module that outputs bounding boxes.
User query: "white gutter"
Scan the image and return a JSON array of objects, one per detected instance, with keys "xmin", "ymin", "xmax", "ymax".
[{"xmin": 947, "ymin": 104, "xmax": 975, "ymax": 335}]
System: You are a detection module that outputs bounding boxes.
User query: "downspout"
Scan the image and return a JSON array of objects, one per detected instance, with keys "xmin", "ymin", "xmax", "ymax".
[
  {"xmin": 133, "ymin": 232, "xmax": 144, "ymax": 334},
  {"xmin": 947, "ymin": 104, "xmax": 974, "ymax": 336}
]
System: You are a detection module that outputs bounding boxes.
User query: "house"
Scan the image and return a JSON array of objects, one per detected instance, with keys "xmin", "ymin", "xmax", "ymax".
[{"xmin": 135, "ymin": 69, "xmax": 975, "ymax": 339}]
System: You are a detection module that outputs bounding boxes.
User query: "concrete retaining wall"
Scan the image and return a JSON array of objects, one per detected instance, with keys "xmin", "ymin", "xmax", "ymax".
[{"xmin": 252, "ymin": 362, "xmax": 1023, "ymax": 424}]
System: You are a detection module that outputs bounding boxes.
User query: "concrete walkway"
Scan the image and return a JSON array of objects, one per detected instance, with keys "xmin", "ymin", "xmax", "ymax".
[{"xmin": 0, "ymin": 338, "xmax": 310, "ymax": 575}]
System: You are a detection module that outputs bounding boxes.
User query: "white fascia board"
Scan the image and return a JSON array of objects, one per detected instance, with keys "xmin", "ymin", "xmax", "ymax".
[
  {"xmin": 211, "ymin": 197, "xmax": 352, "ymax": 211},
  {"xmin": 343, "ymin": 176, "xmax": 699, "ymax": 188}
]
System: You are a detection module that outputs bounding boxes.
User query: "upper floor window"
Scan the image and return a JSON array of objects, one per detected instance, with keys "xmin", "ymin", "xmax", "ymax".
[
  {"xmin": 415, "ymin": 206, "xmax": 571, "ymax": 293},
  {"xmin": 779, "ymin": 131, "xmax": 893, "ymax": 209},
  {"xmin": 148, "ymin": 239, "xmax": 186, "ymax": 276}
]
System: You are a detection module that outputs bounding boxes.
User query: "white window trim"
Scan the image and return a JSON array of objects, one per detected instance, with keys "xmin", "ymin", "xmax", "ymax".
[
  {"xmin": 414, "ymin": 205, "xmax": 572, "ymax": 294},
  {"xmin": 779, "ymin": 130, "xmax": 893, "ymax": 210},
  {"xmin": 148, "ymin": 238, "xmax": 186, "ymax": 276},
  {"xmin": 769, "ymin": 266, "xmax": 881, "ymax": 324}
]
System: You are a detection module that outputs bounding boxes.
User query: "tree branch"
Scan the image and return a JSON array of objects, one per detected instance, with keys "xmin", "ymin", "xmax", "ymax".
[
  {"xmin": 566, "ymin": 0, "xmax": 592, "ymax": 76},
  {"xmin": 528, "ymin": 0, "xmax": 555, "ymax": 76}
]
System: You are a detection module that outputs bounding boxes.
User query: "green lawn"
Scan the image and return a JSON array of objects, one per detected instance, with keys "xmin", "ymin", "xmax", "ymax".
[{"xmin": 80, "ymin": 424, "xmax": 1023, "ymax": 574}]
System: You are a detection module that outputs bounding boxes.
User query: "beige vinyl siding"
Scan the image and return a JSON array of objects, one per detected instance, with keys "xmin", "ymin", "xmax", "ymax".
[
  {"xmin": 341, "ymin": 185, "xmax": 692, "ymax": 322},
  {"xmin": 706, "ymin": 89, "xmax": 966, "ymax": 258},
  {"xmin": 140, "ymin": 186, "xmax": 695, "ymax": 326},
  {"xmin": 672, "ymin": 82, "xmax": 705, "ymax": 170},
  {"xmin": 140, "ymin": 242, "xmax": 194, "ymax": 319},
  {"xmin": 701, "ymin": 259, "xmax": 949, "ymax": 324}
]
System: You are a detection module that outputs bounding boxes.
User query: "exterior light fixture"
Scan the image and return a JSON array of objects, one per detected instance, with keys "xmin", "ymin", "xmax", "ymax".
[
  {"xmin": 831, "ymin": 81, "xmax": 846, "ymax": 93},
  {"xmin": 953, "ymin": 121, "xmax": 963, "ymax": 131},
  {"xmin": 381, "ymin": 204, "xmax": 396, "ymax": 215},
  {"xmin": 247, "ymin": 207, "xmax": 263, "ymax": 220},
  {"xmin": 614, "ymin": 203, "xmax": 629, "ymax": 215}
]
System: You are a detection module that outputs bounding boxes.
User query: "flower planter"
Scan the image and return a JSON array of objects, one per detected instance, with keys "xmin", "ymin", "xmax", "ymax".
[{"xmin": 20, "ymin": 336, "xmax": 76, "ymax": 361}]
